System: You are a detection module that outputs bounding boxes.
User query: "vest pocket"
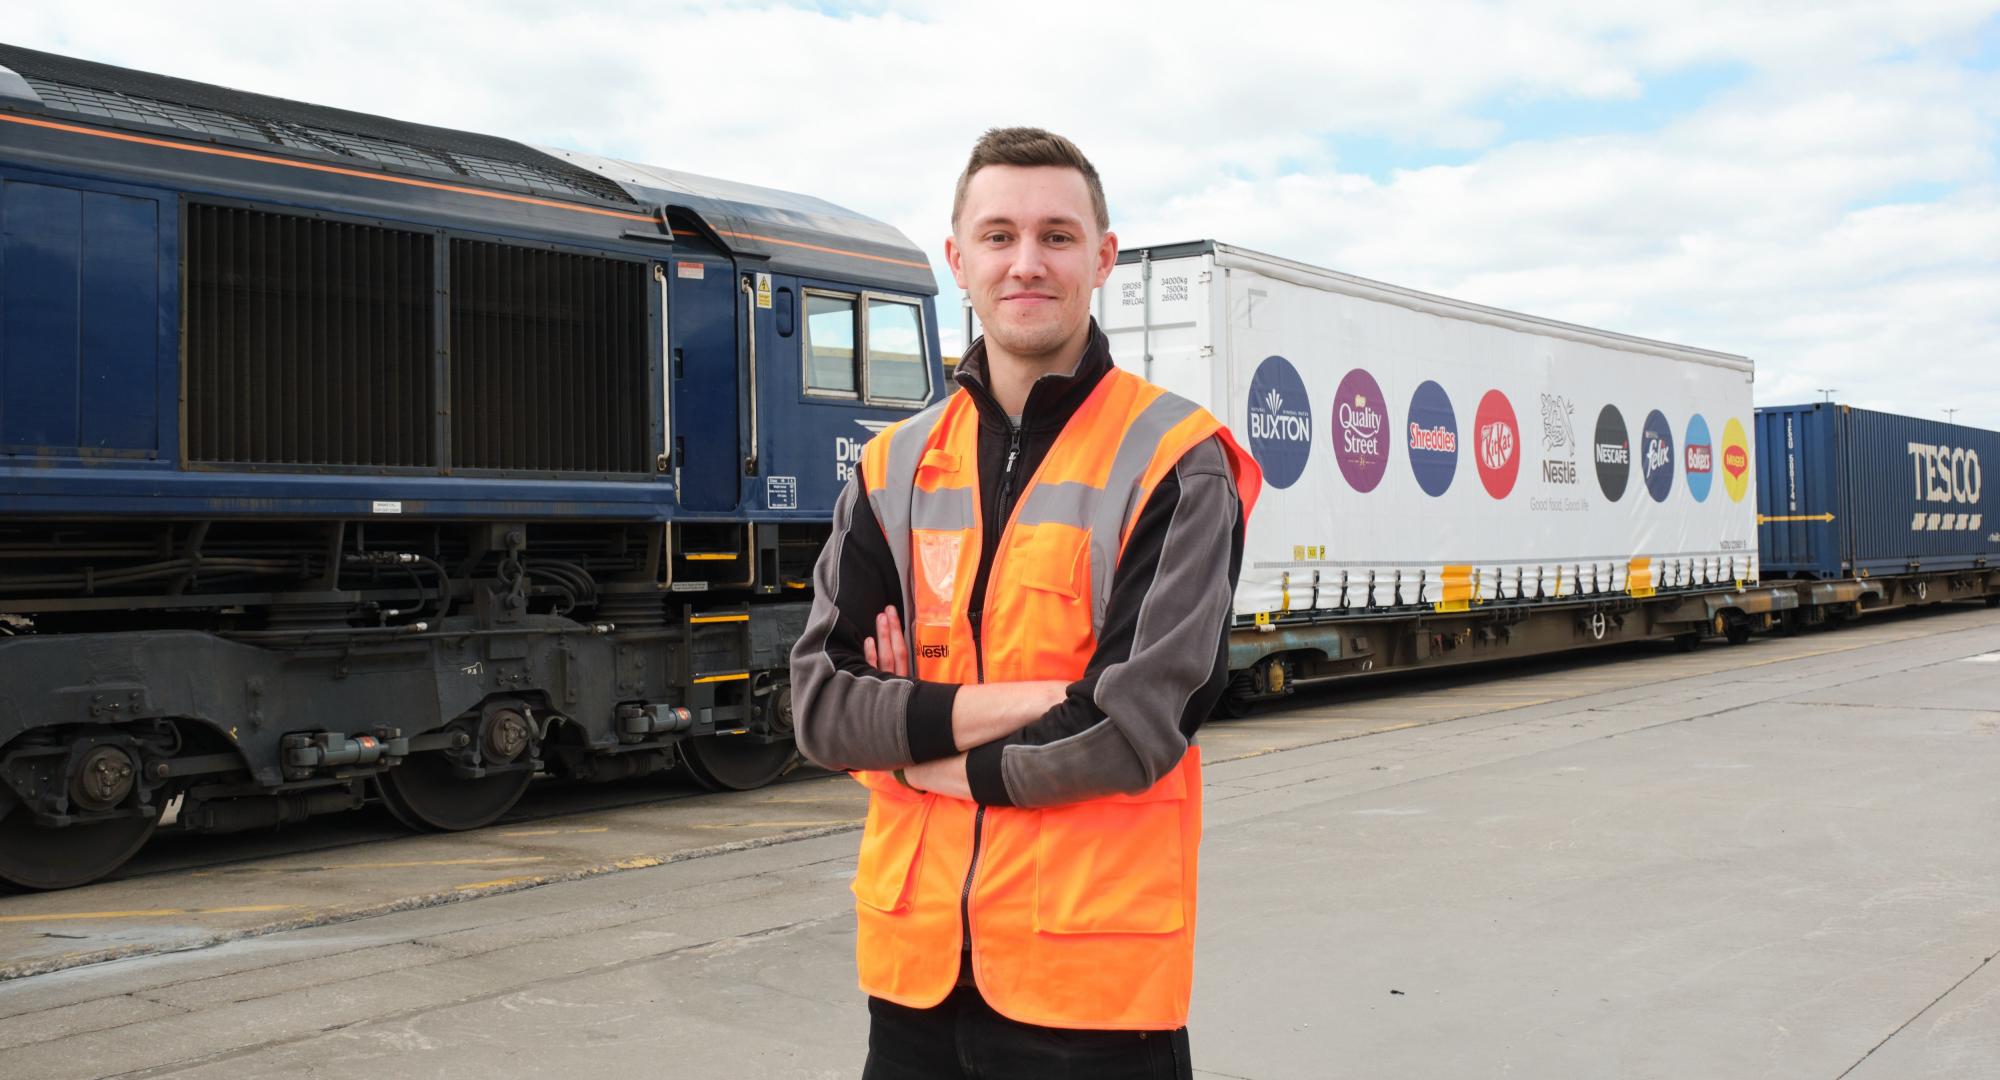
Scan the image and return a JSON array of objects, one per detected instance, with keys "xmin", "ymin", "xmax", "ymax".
[
  {"xmin": 851, "ymin": 787, "xmax": 932, "ymax": 913},
  {"xmin": 1032, "ymin": 788, "xmax": 1187, "ymax": 935},
  {"xmin": 1007, "ymin": 524, "xmax": 1095, "ymax": 680},
  {"xmin": 1015, "ymin": 523, "xmax": 1090, "ymax": 599}
]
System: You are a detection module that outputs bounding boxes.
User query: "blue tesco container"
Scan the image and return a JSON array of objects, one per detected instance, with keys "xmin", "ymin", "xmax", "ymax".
[{"xmin": 1756, "ymin": 403, "xmax": 1998, "ymax": 579}]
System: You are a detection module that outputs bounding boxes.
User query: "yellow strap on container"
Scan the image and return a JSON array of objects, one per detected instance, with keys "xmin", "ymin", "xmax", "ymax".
[
  {"xmin": 1433, "ymin": 564, "xmax": 1473, "ymax": 612},
  {"xmin": 1627, "ymin": 557, "xmax": 1655, "ymax": 598}
]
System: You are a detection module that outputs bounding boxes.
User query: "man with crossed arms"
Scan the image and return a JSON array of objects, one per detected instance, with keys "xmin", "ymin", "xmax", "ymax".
[{"xmin": 792, "ymin": 126, "xmax": 1258, "ymax": 1080}]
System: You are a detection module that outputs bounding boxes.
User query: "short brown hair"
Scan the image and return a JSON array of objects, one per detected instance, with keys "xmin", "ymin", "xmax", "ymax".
[{"xmin": 951, "ymin": 127, "xmax": 1109, "ymax": 233}]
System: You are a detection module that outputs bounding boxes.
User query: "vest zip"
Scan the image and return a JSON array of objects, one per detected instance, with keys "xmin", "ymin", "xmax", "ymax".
[{"xmin": 960, "ymin": 422, "xmax": 1021, "ymax": 984}]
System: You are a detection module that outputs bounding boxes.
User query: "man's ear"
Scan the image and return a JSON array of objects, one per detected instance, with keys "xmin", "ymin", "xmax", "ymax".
[
  {"xmin": 945, "ymin": 234, "xmax": 968, "ymax": 291},
  {"xmin": 1094, "ymin": 229, "xmax": 1119, "ymax": 289}
]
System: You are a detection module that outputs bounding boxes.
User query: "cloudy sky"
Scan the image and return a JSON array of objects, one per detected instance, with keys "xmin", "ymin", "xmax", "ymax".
[{"xmin": 15, "ymin": 1, "xmax": 2000, "ymax": 428}]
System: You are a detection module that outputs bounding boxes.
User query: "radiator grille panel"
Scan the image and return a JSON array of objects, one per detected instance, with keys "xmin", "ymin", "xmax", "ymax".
[
  {"xmin": 185, "ymin": 205, "xmax": 435, "ymax": 467},
  {"xmin": 450, "ymin": 240, "xmax": 649, "ymax": 475}
]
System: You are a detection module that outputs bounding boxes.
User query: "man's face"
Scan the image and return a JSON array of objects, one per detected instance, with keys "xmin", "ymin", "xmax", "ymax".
[{"xmin": 946, "ymin": 164, "xmax": 1117, "ymax": 364}]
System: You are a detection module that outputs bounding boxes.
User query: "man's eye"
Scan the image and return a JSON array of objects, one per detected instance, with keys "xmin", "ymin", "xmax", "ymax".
[
  {"xmin": 1045, "ymin": 234, "xmax": 1072, "ymax": 245},
  {"xmin": 985, "ymin": 233, "xmax": 1010, "ymax": 244}
]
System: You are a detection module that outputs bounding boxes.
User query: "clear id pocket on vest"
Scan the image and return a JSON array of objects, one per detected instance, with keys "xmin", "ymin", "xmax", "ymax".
[{"xmin": 1031, "ymin": 768, "xmax": 1189, "ymax": 935}]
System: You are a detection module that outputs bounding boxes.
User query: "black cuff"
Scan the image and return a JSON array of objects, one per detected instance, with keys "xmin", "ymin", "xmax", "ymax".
[
  {"xmin": 904, "ymin": 681, "xmax": 961, "ymax": 763},
  {"xmin": 966, "ymin": 742, "xmax": 1014, "ymax": 807}
]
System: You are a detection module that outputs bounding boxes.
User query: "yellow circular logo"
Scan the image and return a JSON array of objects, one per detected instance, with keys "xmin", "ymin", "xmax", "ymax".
[{"xmin": 1719, "ymin": 417, "xmax": 1751, "ymax": 503}]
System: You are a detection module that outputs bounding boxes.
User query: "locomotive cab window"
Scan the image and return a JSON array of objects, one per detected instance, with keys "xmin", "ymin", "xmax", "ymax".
[
  {"xmin": 802, "ymin": 289, "xmax": 931, "ymax": 406},
  {"xmin": 804, "ymin": 292, "xmax": 859, "ymax": 397},
  {"xmin": 867, "ymin": 299, "xmax": 928, "ymax": 405}
]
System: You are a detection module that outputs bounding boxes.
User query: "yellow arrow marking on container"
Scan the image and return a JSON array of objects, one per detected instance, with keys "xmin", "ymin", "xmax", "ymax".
[
  {"xmin": 0, "ymin": 904, "xmax": 297, "ymax": 924},
  {"xmin": 1759, "ymin": 513, "xmax": 1835, "ymax": 523}
]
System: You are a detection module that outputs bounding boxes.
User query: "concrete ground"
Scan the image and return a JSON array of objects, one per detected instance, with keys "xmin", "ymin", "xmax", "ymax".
[{"xmin": 1, "ymin": 606, "xmax": 1996, "ymax": 1078}]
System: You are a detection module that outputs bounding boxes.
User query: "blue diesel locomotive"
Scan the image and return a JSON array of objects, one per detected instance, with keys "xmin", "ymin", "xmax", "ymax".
[{"xmin": 0, "ymin": 44, "xmax": 943, "ymax": 887}]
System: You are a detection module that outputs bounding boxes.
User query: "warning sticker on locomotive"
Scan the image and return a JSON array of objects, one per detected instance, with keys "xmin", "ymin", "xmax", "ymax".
[
  {"xmin": 371, "ymin": 500, "xmax": 402, "ymax": 514},
  {"xmin": 766, "ymin": 475, "xmax": 798, "ymax": 510},
  {"xmin": 676, "ymin": 261, "xmax": 705, "ymax": 280},
  {"xmin": 756, "ymin": 273, "xmax": 773, "ymax": 309}
]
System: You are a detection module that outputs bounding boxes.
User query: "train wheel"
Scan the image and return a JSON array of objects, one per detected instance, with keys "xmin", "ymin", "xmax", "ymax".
[
  {"xmin": 1724, "ymin": 619, "xmax": 1752, "ymax": 646},
  {"xmin": 1214, "ymin": 673, "xmax": 1260, "ymax": 719},
  {"xmin": 679, "ymin": 735, "xmax": 797, "ymax": 792},
  {"xmin": 0, "ymin": 797, "xmax": 162, "ymax": 891},
  {"xmin": 376, "ymin": 752, "xmax": 533, "ymax": 832}
]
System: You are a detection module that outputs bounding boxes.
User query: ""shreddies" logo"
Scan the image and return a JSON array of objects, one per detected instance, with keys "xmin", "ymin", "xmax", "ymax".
[
  {"xmin": 1410, "ymin": 423, "xmax": 1456, "ymax": 451},
  {"xmin": 1406, "ymin": 379, "xmax": 1459, "ymax": 497}
]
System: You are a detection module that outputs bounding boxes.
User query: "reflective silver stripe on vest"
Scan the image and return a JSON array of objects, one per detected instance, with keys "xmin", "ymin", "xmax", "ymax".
[
  {"xmin": 867, "ymin": 398, "xmax": 953, "ymax": 620},
  {"xmin": 1011, "ymin": 389, "xmax": 1205, "ymax": 626},
  {"xmin": 910, "ymin": 488, "xmax": 977, "ymax": 532}
]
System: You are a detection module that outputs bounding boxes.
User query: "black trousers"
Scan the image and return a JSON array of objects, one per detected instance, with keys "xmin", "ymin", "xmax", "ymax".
[{"xmin": 862, "ymin": 985, "xmax": 1193, "ymax": 1080}]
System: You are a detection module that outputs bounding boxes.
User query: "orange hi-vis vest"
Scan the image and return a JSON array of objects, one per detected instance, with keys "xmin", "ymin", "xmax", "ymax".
[{"xmin": 852, "ymin": 365, "xmax": 1261, "ymax": 1030}]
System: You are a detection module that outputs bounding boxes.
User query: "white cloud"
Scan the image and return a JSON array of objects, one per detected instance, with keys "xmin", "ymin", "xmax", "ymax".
[{"xmin": 12, "ymin": 0, "xmax": 2000, "ymax": 426}]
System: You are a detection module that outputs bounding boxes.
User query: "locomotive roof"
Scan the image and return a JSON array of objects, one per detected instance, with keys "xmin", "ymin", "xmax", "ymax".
[{"xmin": 0, "ymin": 43, "xmax": 935, "ymax": 294}]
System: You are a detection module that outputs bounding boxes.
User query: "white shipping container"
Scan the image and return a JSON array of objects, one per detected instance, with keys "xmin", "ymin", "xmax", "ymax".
[{"xmin": 1094, "ymin": 242, "xmax": 1759, "ymax": 619}]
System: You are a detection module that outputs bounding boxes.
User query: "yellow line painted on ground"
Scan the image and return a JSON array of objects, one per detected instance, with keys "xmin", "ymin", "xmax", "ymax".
[
  {"xmin": 340, "ymin": 856, "xmax": 547, "ymax": 870},
  {"xmin": 455, "ymin": 854, "xmax": 668, "ymax": 892},
  {"xmin": 689, "ymin": 819, "xmax": 860, "ymax": 829},
  {"xmin": 693, "ymin": 671, "xmax": 751, "ymax": 684},
  {"xmin": 194, "ymin": 855, "xmax": 549, "ymax": 876},
  {"xmin": 498, "ymin": 827, "xmax": 611, "ymax": 837},
  {"xmin": 689, "ymin": 613, "xmax": 751, "ymax": 624},
  {"xmin": 0, "ymin": 904, "xmax": 297, "ymax": 925},
  {"xmin": 455, "ymin": 875, "xmax": 546, "ymax": 891}
]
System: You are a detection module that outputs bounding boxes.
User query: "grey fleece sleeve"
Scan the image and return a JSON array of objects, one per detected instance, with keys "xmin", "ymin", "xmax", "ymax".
[
  {"xmin": 789, "ymin": 473, "xmax": 962, "ymax": 772},
  {"xmin": 978, "ymin": 437, "xmax": 1243, "ymax": 808}
]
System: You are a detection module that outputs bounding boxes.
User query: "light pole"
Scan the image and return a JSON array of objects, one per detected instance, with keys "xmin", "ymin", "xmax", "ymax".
[
  {"xmin": 1816, "ymin": 388, "xmax": 1837, "ymax": 404},
  {"xmin": 1944, "ymin": 408, "xmax": 1959, "ymax": 426}
]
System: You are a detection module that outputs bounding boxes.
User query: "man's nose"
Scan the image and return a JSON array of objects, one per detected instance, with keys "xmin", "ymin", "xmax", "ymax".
[{"xmin": 1008, "ymin": 237, "xmax": 1048, "ymax": 282}]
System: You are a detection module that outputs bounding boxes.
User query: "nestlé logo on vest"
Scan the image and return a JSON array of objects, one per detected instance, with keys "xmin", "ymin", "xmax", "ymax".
[
  {"xmin": 1540, "ymin": 392, "xmax": 1578, "ymax": 486},
  {"xmin": 1245, "ymin": 355, "xmax": 1313, "ymax": 490},
  {"xmin": 1333, "ymin": 367, "xmax": 1389, "ymax": 493},
  {"xmin": 1406, "ymin": 379, "xmax": 1459, "ymax": 497},
  {"xmin": 1474, "ymin": 389, "xmax": 1520, "ymax": 499},
  {"xmin": 1683, "ymin": 414, "xmax": 1714, "ymax": 503},
  {"xmin": 1641, "ymin": 409, "xmax": 1675, "ymax": 503},
  {"xmin": 1594, "ymin": 404, "xmax": 1631, "ymax": 502}
]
